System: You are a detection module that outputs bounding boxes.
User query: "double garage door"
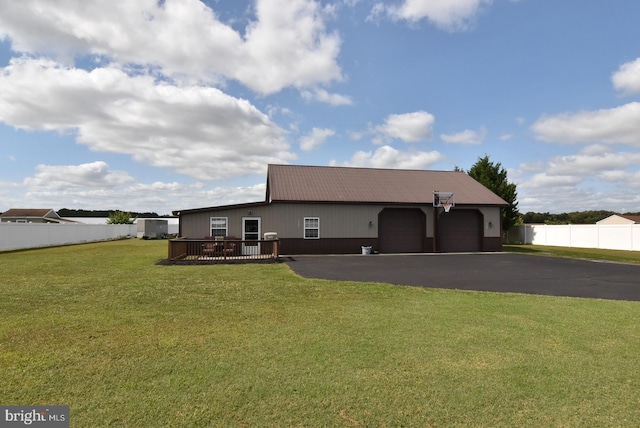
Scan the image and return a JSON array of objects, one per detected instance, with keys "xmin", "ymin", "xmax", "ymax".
[{"xmin": 378, "ymin": 208, "xmax": 482, "ymax": 253}]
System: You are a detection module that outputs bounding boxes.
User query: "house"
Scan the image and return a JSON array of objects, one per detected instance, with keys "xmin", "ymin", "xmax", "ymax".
[
  {"xmin": 0, "ymin": 208, "xmax": 74, "ymax": 224},
  {"xmin": 596, "ymin": 214, "xmax": 640, "ymax": 225},
  {"xmin": 173, "ymin": 164, "xmax": 509, "ymax": 254}
]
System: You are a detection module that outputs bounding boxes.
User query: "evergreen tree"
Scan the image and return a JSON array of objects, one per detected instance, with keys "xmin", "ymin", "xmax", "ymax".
[{"xmin": 467, "ymin": 155, "xmax": 519, "ymax": 231}]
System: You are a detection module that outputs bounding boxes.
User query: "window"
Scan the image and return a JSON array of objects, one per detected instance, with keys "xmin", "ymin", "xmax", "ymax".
[
  {"xmin": 304, "ymin": 217, "xmax": 319, "ymax": 239},
  {"xmin": 210, "ymin": 217, "xmax": 228, "ymax": 238}
]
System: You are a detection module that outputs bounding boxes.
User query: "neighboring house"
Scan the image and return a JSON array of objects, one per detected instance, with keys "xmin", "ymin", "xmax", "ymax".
[
  {"xmin": 596, "ymin": 214, "xmax": 640, "ymax": 225},
  {"xmin": 0, "ymin": 208, "xmax": 74, "ymax": 224},
  {"xmin": 173, "ymin": 164, "xmax": 509, "ymax": 254}
]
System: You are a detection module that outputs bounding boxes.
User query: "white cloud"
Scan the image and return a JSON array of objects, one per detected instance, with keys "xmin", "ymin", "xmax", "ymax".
[
  {"xmin": 0, "ymin": 0, "xmax": 343, "ymax": 95},
  {"xmin": 599, "ymin": 170, "xmax": 640, "ymax": 188},
  {"xmin": 0, "ymin": 58, "xmax": 295, "ymax": 180},
  {"xmin": 300, "ymin": 127, "xmax": 336, "ymax": 151},
  {"xmin": 375, "ymin": 0, "xmax": 493, "ymax": 31},
  {"xmin": 348, "ymin": 130, "xmax": 366, "ymax": 140},
  {"xmin": 612, "ymin": 58, "xmax": 640, "ymax": 95},
  {"xmin": 546, "ymin": 151, "xmax": 640, "ymax": 176},
  {"xmin": 441, "ymin": 126, "xmax": 486, "ymax": 144},
  {"xmin": 171, "ymin": 183, "xmax": 267, "ymax": 212},
  {"xmin": 13, "ymin": 161, "xmax": 268, "ymax": 214},
  {"xmin": 300, "ymin": 88, "xmax": 353, "ymax": 105},
  {"xmin": 24, "ymin": 161, "xmax": 134, "ymax": 189},
  {"xmin": 518, "ymin": 173, "xmax": 582, "ymax": 189},
  {"xmin": 531, "ymin": 102, "xmax": 640, "ymax": 146},
  {"xmin": 241, "ymin": 0, "xmax": 344, "ymax": 94},
  {"xmin": 332, "ymin": 145, "xmax": 444, "ymax": 169},
  {"xmin": 513, "ymin": 143, "xmax": 640, "ymax": 213},
  {"xmin": 578, "ymin": 144, "xmax": 610, "ymax": 156},
  {"xmin": 373, "ymin": 111, "xmax": 435, "ymax": 144}
]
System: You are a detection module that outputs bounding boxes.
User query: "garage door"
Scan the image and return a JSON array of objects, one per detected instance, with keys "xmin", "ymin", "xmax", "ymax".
[
  {"xmin": 437, "ymin": 209, "xmax": 482, "ymax": 252},
  {"xmin": 378, "ymin": 208, "xmax": 425, "ymax": 253}
]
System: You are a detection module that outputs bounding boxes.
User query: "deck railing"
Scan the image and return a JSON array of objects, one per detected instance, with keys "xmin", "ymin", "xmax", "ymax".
[{"xmin": 168, "ymin": 238, "xmax": 280, "ymax": 262}]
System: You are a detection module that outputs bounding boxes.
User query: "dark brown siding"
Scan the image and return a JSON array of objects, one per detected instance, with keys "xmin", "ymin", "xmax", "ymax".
[
  {"xmin": 280, "ymin": 238, "xmax": 378, "ymax": 255},
  {"xmin": 437, "ymin": 209, "xmax": 482, "ymax": 252},
  {"xmin": 482, "ymin": 237, "xmax": 503, "ymax": 252},
  {"xmin": 378, "ymin": 208, "xmax": 426, "ymax": 253}
]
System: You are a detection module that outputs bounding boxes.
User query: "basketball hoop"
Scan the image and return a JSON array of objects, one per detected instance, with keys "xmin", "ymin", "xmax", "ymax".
[{"xmin": 433, "ymin": 191, "xmax": 454, "ymax": 213}]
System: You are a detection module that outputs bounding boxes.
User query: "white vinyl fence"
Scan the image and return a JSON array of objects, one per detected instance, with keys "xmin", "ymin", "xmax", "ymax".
[
  {"xmin": 0, "ymin": 223, "xmax": 138, "ymax": 251},
  {"xmin": 505, "ymin": 224, "xmax": 640, "ymax": 252}
]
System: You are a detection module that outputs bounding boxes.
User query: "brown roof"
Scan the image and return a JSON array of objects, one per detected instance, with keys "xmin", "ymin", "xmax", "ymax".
[
  {"xmin": 1, "ymin": 208, "xmax": 59, "ymax": 218},
  {"xmin": 0, "ymin": 208, "xmax": 79, "ymax": 223},
  {"xmin": 266, "ymin": 164, "xmax": 508, "ymax": 206},
  {"xmin": 621, "ymin": 215, "xmax": 640, "ymax": 223}
]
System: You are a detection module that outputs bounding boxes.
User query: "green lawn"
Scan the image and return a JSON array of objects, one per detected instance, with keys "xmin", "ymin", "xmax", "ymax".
[
  {"xmin": 1, "ymin": 240, "xmax": 639, "ymax": 426},
  {"xmin": 504, "ymin": 244, "xmax": 640, "ymax": 265}
]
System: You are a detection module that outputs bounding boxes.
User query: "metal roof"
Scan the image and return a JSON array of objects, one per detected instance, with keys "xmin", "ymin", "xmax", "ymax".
[{"xmin": 266, "ymin": 164, "xmax": 509, "ymax": 206}]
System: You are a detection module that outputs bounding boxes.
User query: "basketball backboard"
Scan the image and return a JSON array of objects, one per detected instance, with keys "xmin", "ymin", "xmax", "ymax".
[{"xmin": 433, "ymin": 191, "xmax": 454, "ymax": 212}]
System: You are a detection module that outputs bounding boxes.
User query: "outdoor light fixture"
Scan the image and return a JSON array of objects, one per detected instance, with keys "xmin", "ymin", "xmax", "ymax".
[{"xmin": 488, "ymin": 221, "xmax": 493, "ymax": 228}]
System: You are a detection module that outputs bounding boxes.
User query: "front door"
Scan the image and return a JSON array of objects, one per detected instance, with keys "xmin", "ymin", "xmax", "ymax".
[{"xmin": 242, "ymin": 217, "xmax": 261, "ymax": 255}]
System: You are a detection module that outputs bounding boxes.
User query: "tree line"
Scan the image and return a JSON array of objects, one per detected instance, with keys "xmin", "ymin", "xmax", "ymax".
[{"xmin": 521, "ymin": 211, "xmax": 640, "ymax": 225}]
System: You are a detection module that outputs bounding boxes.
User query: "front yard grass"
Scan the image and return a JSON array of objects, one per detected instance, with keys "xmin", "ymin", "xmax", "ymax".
[{"xmin": 1, "ymin": 240, "xmax": 639, "ymax": 426}]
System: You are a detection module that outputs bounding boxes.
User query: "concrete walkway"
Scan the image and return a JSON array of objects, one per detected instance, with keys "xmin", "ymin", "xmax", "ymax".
[{"xmin": 285, "ymin": 253, "xmax": 640, "ymax": 301}]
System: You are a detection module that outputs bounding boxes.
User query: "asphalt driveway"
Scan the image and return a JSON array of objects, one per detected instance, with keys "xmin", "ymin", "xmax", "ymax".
[{"xmin": 285, "ymin": 253, "xmax": 640, "ymax": 301}]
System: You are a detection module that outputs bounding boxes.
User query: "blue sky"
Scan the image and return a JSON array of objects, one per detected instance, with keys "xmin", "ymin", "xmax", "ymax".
[{"xmin": 1, "ymin": 0, "xmax": 640, "ymax": 216}]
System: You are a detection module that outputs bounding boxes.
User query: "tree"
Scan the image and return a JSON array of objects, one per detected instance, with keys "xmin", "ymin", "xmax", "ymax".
[
  {"xmin": 106, "ymin": 210, "xmax": 135, "ymax": 224},
  {"xmin": 467, "ymin": 155, "xmax": 519, "ymax": 231},
  {"xmin": 521, "ymin": 210, "xmax": 616, "ymax": 224}
]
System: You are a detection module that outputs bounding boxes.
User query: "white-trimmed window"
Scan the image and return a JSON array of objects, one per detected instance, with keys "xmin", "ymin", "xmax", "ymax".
[
  {"xmin": 210, "ymin": 217, "xmax": 228, "ymax": 238},
  {"xmin": 304, "ymin": 217, "xmax": 320, "ymax": 239}
]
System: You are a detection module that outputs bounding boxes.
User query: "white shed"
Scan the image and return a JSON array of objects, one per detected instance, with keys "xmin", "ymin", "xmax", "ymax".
[{"xmin": 137, "ymin": 219, "xmax": 169, "ymax": 238}]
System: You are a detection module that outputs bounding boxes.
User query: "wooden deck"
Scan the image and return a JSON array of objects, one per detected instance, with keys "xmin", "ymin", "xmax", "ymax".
[{"xmin": 168, "ymin": 238, "xmax": 280, "ymax": 263}]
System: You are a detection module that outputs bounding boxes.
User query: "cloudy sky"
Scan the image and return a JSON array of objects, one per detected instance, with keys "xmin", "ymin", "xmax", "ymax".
[{"xmin": 1, "ymin": 0, "xmax": 640, "ymax": 215}]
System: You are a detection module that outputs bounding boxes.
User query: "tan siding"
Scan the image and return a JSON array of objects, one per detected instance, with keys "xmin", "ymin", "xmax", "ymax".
[
  {"xmin": 477, "ymin": 207, "xmax": 502, "ymax": 238},
  {"xmin": 180, "ymin": 211, "xmax": 210, "ymax": 238},
  {"xmin": 180, "ymin": 203, "xmax": 435, "ymax": 239},
  {"xmin": 179, "ymin": 203, "xmax": 502, "ymax": 240},
  {"xmin": 267, "ymin": 203, "xmax": 379, "ymax": 238},
  {"xmin": 181, "ymin": 206, "xmax": 270, "ymax": 238}
]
